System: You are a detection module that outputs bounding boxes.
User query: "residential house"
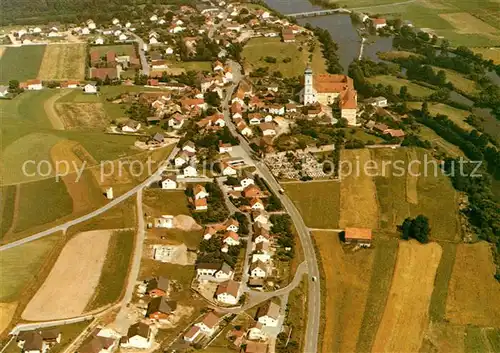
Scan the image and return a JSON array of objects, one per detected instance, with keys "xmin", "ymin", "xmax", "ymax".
[
  {"xmin": 224, "ymin": 218, "xmax": 239, "ymax": 232},
  {"xmin": 267, "ymin": 104, "xmax": 285, "ymax": 115},
  {"xmin": 23, "ymin": 79, "xmax": 43, "ymax": 90},
  {"xmin": 215, "ymin": 280, "xmax": 241, "ymax": 305},
  {"xmin": 175, "ymin": 152, "xmax": 190, "ymax": 168},
  {"xmin": 194, "ymin": 312, "xmax": 221, "ymax": 336},
  {"xmin": 247, "ymin": 323, "xmax": 267, "ymax": 341},
  {"xmin": 83, "ymin": 83, "xmax": 97, "ymax": 94},
  {"xmin": 259, "ymin": 123, "xmax": 276, "ymax": 137},
  {"xmin": 61, "ymin": 80, "xmax": 80, "ymax": 88},
  {"xmin": 194, "ymin": 198, "xmax": 208, "ymax": 211},
  {"xmin": 146, "ymin": 297, "xmax": 177, "ymax": 320},
  {"xmin": 285, "ymin": 103, "xmax": 297, "ymax": 113},
  {"xmin": 231, "ymin": 102, "xmax": 243, "ymax": 119},
  {"xmin": 237, "ymin": 121, "xmax": 253, "ymax": 137},
  {"xmin": 183, "ymin": 326, "xmax": 202, "ymax": 343},
  {"xmin": 94, "ymin": 37, "xmax": 104, "ymax": 45},
  {"xmin": 0, "ymin": 85, "xmax": 9, "ymax": 97},
  {"xmin": 78, "ymin": 336, "xmax": 116, "ymax": 353},
  {"xmin": 281, "ymin": 27, "xmax": 295, "ymax": 42},
  {"xmin": 371, "ymin": 18, "xmax": 387, "ymax": 29},
  {"xmin": 364, "ymin": 96, "xmax": 388, "ymax": 107},
  {"xmin": 222, "ymin": 231, "xmax": 240, "ymax": 246},
  {"xmin": 182, "ymin": 141, "xmax": 197, "ymax": 154},
  {"xmin": 213, "ymin": 60, "xmax": 224, "ymax": 72},
  {"xmin": 219, "ymin": 141, "xmax": 233, "ymax": 153},
  {"xmin": 252, "ymin": 210, "xmax": 270, "ymax": 227},
  {"xmin": 256, "ymin": 301, "xmax": 280, "ymax": 327},
  {"xmin": 168, "ymin": 113, "xmax": 187, "ymax": 130},
  {"xmin": 194, "ymin": 184, "xmax": 209, "ymax": 200},
  {"xmin": 122, "ymin": 120, "xmax": 141, "ymax": 133},
  {"xmin": 183, "ymin": 165, "xmax": 198, "ymax": 178},
  {"xmin": 243, "ymin": 185, "xmax": 264, "ymax": 199},
  {"xmin": 250, "ymin": 260, "xmax": 268, "ymax": 278},
  {"xmin": 384, "ymin": 129, "xmax": 406, "ymax": 138},
  {"xmin": 153, "ymin": 216, "xmax": 174, "ymax": 229},
  {"xmin": 196, "ymin": 262, "xmax": 233, "ymax": 281},
  {"xmin": 250, "ymin": 198, "xmax": 265, "ymax": 210},
  {"xmin": 146, "ymin": 276, "xmax": 170, "ymax": 297},
  {"xmin": 344, "ymin": 227, "xmax": 372, "ymax": 247},
  {"xmin": 221, "ymin": 162, "xmax": 237, "ymax": 177},
  {"xmin": 203, "ymin": 226, "xmax": 217, "ymax": 240},
  {"xmin": 165, "ymin": 47, "xmax": 174, "ymax": 55},
  {"xmin": 249, "ymin": 113, "xmax": 263, "ymax": 125},
  {"xmin": 245, "ymin": 341, "xmax": 268, "ymax": 353},
  {"xmin": 120, "ymin": 323, "xmax": 154, "ymax": 349}
]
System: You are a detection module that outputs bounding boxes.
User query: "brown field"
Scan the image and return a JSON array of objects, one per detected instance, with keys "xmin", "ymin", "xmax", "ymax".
[
  {"xmin": 406, "ymin": 149, "xmax": 419, "ymax": 204},
  {"xmin": 50, "ymin": 140, "xmax": 104, "ymax": 213},
  {"xmin": 446, "ymin": 242, "xmax": 500, "ymax": 327},
  {"xmin": 472, "ymin": 47, "xmax": 500, "ymax": 64},
  {"xmin": 372, "ymin": 240, "xmax": 442, "ymax": 353},
  {"xmin": 0, "ymin": 302, "xmax": 17, "ymax": 334},
  {"xmin": 54, "ymin": 103, "xmax": 108, "ymax": 130},
  {"xmin": 339, "ymin": 149, "xmax": 379, "ymax": 229},
  {"xmin": 22, "ymin": 230, "xmax": 112, "ymax": 320},
  {"xmin": 37, "ymin": 43, "xmax": 86, "ymax": 80},
  {"xmin": 420, "ymin": 322, "xmax": 465, "ymax": 353},
  {"xmin": 0, "ymin": 47, "xmax": 5, "ymax": 59},
  {"xmin": 312, "ymin": 231, "xmax": 377, "ymax": 353},
  {"xmin": 439, "ymin": 13, "xmax": 499, "ymax": 34}
]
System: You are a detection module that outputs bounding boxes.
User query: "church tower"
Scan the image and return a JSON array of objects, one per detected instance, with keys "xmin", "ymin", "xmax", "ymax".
[{"xmin": 303, "ymin": 64, "xmax": 314, "ymax": 105}]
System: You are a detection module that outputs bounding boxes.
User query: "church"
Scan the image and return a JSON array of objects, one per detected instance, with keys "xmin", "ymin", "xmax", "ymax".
[{"xmin": 299, "ymin": 66, "xmax": 358, "ymax": 125}]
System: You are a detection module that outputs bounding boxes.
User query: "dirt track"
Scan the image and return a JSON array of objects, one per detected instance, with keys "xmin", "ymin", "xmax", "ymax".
[
  {"xmin": 22, "ymin": 230, "xmax": 112, "ymax": 321},
  {"xmin": 44, "ymin": 90, "xmax": 72, "ymax": 130}
]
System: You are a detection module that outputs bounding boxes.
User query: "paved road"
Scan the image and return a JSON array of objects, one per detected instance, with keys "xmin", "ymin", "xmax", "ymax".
[
  {"xmin": 221, "ymin": 62, "xmax": 321, "ymax": 352},
  {"xmin": 0, "ymin": 146, "xmax": 179, "ymax": 252},
  {"xmin": 128, "ymin": 32, "xmax": 150, "ymax": 76}
]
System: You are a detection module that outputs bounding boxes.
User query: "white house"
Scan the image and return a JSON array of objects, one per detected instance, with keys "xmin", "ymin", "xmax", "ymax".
[
  {"xmin": 183, "ymin": 165, "xmax": 198, "ymax": 177},
  {"xmin": 215, "ymin": 280, "xmax": 240, "ymax": 305},
  {"xmin": 0, "ymin": 86, "xmax": 9, "ymax": 97},
  {"xmin": 160, "ymin": 175, "xmax": 177, "ymax": 189},
  {"xmin": 182, "ymin": 141, "xmax": 196, "ymax": 154},
  {"xmin": 118, "ymin": 33, "xmax": 128, "ymax": 41},
  {"xmin": 122, "ymin": 120, "xmax": 141, "ymax": 132},
  {"xmin": 250, "ymin": 260, "xmax": 268, "ymax": 278},
  {"xmin": 224, "ymin": 219, "xmax": 239, "ymax": 233},
  {"xmin": 194, "ymin": 185, "xmax": 209, "ymax": 200},
  {"xmin": 120, "ymin": 323, "xmax": 154, "ymax": 349},
  {"xmin": 81, "ymin": 27, "xmax": 90, "ymax": 35},
  {"xmin": 86, "ymin": 19, "xmax": 96, "ymax": 29},
  {"xmin": 257, "ymin": 302, "xmax": 280, "ymax": 327},
  {"xmin": 184, "ymin": 326, "xmax": 202, "ymax": 343},
  {"xmin": 268, "ymin": 105, "xmax": 285, "ymax": 115},
  {"xmin": 125, "ymin": 22, "xmax": 132, "ymax": 28},
  {"xmin": 194, "ymin": 312, "xmax": 221, "ymax": 336},
  {"xmin": 83, "ymin": 83, "xmax": 97, "ymax": 94},
  {"xmin": 149, "ymin": 37, "xmax": 159, "ymax": 45},
  {"xmin": 247, "ymin": 323, "xmax": 267, "ymax": 341},
  {"xmin": 203, "ymin": 226, "xmax": 217, "ymax": 240},
  {"xmin": 95, "ymin": 37, "xmax": 104, "ymax": 45},
  {"xmin": 165, "ymin": 47, "xmax": 174, "ymax": 55},
  {"xmin": 223, "ymin": 231, "xmax": 240, "ymax": 246},
  {"xmin": 175, "ymin": 152, "xmax": 190, "ymax": 168},
  {"xmin": 25, "ymin": 80, "xmax": 43, "ymax": 90},
  {"xmin": 150, "ymin": 14, "xmax": 158, "ymax": 22},
  {"xmin": 196, "ymin": 262, "xmax": 233, "ymax": 281},
  {"xmin": 112, "ymin": 18, "xmax": 120, "ymax": 25},
  {"xmin": 219, "ymin": 142, "xmax": 233, "ymax": 153},
  {"xmin": 222, "ymin": 164, "xmax": 237, "ymax": 177}
]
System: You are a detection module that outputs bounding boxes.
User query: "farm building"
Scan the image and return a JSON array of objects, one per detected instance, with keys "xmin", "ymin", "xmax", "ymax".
[{"xmin": 344, "ymin": 227, "xmax": 372, "ymax": 247}]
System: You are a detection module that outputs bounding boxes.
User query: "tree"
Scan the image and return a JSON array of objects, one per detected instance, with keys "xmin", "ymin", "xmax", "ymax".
[
  {"xmin": 398, "ymin": 215, "xmax": 430, "ymax": 243},
  {"xmin": 204, "ymin": 91, "xmax": 221, "ymax": 107},
  {"xmin": 421, "ymin": 101, "xmax": 429, "ymax": 117},
  {"xmin": 8, "ymin": 80, "xmax": 19, "ymax": 90}
]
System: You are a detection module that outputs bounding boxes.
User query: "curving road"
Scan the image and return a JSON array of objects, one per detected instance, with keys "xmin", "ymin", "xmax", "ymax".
[
  {"xmin": 221, "ymin": 61, "xmax": 321, "ymax": 352},
  {"xmin": 0, "ymin": 146, "xmax": 179, "ymax": 252}
]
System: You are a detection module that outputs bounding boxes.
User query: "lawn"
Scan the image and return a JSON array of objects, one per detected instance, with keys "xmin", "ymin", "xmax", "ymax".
[
  {"xmin": 283, "ymin": 181, "xmax": 340, "ymax": 229},
  {"xmin": 85, "ymin": 229, "xmax": 135, "ymax": 311},
  {"xmin": 0, "ymin": 232, "xmax": 63, "ymax": 301},
  {"xmin": 37, "ymin": 43, "xmax": 86, "ymax": 81},
  {"xmin": 367, "ymin": 75, "xmax": 434, "ymax": 98},
  {"xmin": 143, "ymin": 189, "xmax": 190, "ymax": 215},
  {"xmin": 51, "ymin": 320, "xmax": 92, "ymax": 353},
  {"xmin": 15, "ymin": 177, "xmax": 73, "ymax": 233},
  {"xmin": 408, "ymin": 102, "xmax": 474, "ymax": 131},
  {"xmin": 0, "ymin": 45, "xmax": 46, "ymax": 84},
  {"xmin": 242, "ymin": 36, "xmax": 326, "ymax": 78},
  {"xmin": 355, "ymin": 236, "xmax": 399, "ymax": 353},
  {"xmin": 89, "ymin": 44, "xmax": 136, "ymax": 57},
  {"xmin": 0, "ymin": 186, "xmax": 16, "ymax": 237}
]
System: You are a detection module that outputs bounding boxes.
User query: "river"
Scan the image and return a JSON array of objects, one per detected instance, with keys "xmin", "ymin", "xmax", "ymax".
[{"xmin": 263, "ymin": 0, "xmax": 393, "ymax": 72}]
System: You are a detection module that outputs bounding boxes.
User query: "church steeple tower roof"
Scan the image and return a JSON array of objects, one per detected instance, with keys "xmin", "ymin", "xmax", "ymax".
[{"xmin": 305, "ymin": 63, "xmax": 313, "ymax": 74}]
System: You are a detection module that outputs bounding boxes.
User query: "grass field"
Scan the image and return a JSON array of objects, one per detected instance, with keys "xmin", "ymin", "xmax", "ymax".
[
  {"xmin": 372, "ymin": 240, "xmax": 442, "ymax": 353},
  {"xmin": 472, "ymin": 47, "xmax": 500, "ymax": 64},
  {"xmin": 89, "ymin": 44, "xmax": 136, "ymax": 57},
  {"xmin": 465, "ymin": 326, "xmax": 500, "ymax": 353},
  {"xmin": 283, "ymin": 181, "xmax": 340, "ymax": 229},
  {"xmin": 37, "ymin": 44, "xmax": 86, "ymax": 81},
  {"xmin": 339, "ymin": 149, "xmax": 379, "ymax": 229},
  {"xmin": 0, "ymin": 45, "xmax": 46, "ymax": 84},
  {"xmin": 242, "ymin": 36, "xmax": 326, "ymax": 78},
  {"xmin": 15, "ymin": 177, "xmax": 73, "ymax": 233},
  {"xmin": 355, "ymin": 0, "xmax": 500, "ymax": 47},
  {"xmin": 367, "ymin": 75, "xmax": 434, "ymax": 98},
  {"xmin": 428, "ymin": 243, "xmax": 457, "ymax": 322},
  {"xmin": 143, "ymin": 189, "xmax": 190, "ymax": 215},
  {"xmin": 408, "ymin": 102, "xmax": 474, "ymax": 131},
  {"xmin": 355, "ymin": 236, "xmax": 399, "ymax": 353},
  {"xmin": 446, "ymin": 242, "xmax": 500, "ymax": 327},
  {"xmin": 418, "ymin": 124, "xmax": 466, "ymax": 158},
  {"xmin": 372, "ymin": 148, "xmax": 460, "ymax": 241},
  {"xmin": 431, "ymin": 66, "xmax": 480, "ymax": 96},
  {"xmin": 0, "ymin": 232, "xmax": 63, "ymax": 301},
  {"xmin": 0, "ymin": 186, "xmax": 16, "ymax": 237},
  {"xmin": 85, "ymin": 230, "xmax": 135, "ymax": 311}
]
